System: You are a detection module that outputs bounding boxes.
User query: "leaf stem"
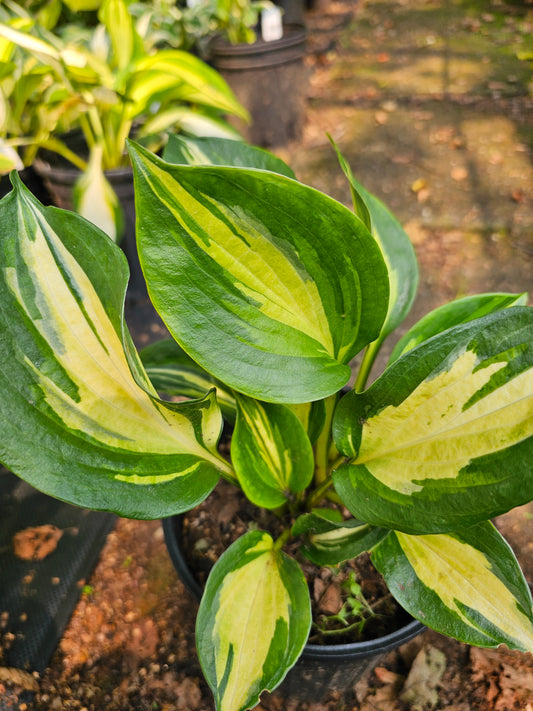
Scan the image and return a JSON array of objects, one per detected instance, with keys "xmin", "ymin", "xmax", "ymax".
[
  {"xmin": 273, "ymin": 527, "xmax": 292, "ymax": 551},
  {"xmin": 306, "ymin": 475, "xmax": 334, "ymax": 510},
  {"xmin": 354, "ymin": 337, "xmax": 382, "ymax": 393},
  {"xmin": 313, "ymin": 394, "xmax": 337, "ymax": 485}
]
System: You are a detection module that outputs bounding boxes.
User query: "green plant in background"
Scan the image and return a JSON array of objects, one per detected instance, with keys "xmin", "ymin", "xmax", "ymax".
[
  {"xmin": 129, "ymin": 0, "xmax": 219, "ymax": 55},
  {"xmin": 0, "ymin": 134, "xmax": 532, "ymax": 711},
  {"xmin": 0, "ymin": 0, "xmax": 248, "ymax": 238},
  {"xmin": 214, "ymin": 0, "xmax": 274, "ymax": 44},
  {"xmin": 1, "ymin": 0, "xmax": 101, "ymax": 32},
  {"xmin": 129, "ymin": 0, "xmax": 276, "ymax": 51}
]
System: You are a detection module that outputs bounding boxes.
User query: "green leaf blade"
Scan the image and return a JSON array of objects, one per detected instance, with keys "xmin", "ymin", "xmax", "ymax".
[
  {"xmin": 231, "ymin": 395, "xmax": 314, "ymax": 509},
  {"xmin": 373, "ymin": 523, "xmax": 533, "ymax": 651},
  {"xmin": 331, "ymin": 139, "xmax": 418, "ymax": 342},
  {"xmin": 129, "ymin": 50, "xmax": 249, "ymax": 121},
  {"xmin": 333, "ymin": 308, "xmax": 533, "ymax": 533},
  {"xmin": 130, "ymin": 143, "xmax": 389, "ymax": 403},
  {"xmin": 197, "ymin": 531, "xmax": 311, "ymax": 711},
  {"xmin": 389, "ymin": 292, "xmax": 528, "ymax": 363},
  {"xmin": 0, "ymin": 177, "xmax": 229, "ymax": 518},
  {"xmin": 293, "ymin": 512, "xmax": 389, "ymax": 566},
  {"xmin": 140, "ymin": 338, "xmax": 236, "ymax": 423},
  {"xmin": 163, "ymin": 134, "xmax": 296, "ymax": 179}
]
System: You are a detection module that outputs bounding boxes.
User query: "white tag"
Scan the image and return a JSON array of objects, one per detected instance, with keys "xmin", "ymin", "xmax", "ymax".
[{"xmin": 261, "ymin": 6, "xmax": 283, "ymax": 42}]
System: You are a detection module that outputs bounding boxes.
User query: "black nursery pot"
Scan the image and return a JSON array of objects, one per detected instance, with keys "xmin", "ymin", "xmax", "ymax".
[
  {"xmin": 162, "ymin": 515, "xmax": 424, "ymax": 702},
  {"xmin": 209, "ymin": 24, "xmax": 309, "ymax": 148}
]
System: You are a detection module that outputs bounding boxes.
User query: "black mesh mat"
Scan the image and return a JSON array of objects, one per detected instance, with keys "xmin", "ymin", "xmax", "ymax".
[{"xmin": 0, "ymin": 468, "xmax": 115, "ymax": 672}]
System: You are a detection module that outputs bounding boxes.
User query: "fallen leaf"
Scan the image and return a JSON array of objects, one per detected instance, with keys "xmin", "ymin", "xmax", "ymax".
[
  {"xmin": 374, "ymin": 666, "xmax": 404, "ymax": 685},
  {"xmin": 413, "ymin": 110, "xmax": 434, "ymax": 121},
  {"xmin": 392, "ymin": 153, "xmax": 413, "ymax": 165},
  {"xmin": 374, "ymin": 111, "xmax": 389, "ymax": 125},
  {"xmin": 381, "ymin": 100, "xmax": 398, "ymax": 112},
  {"xmin": 417, "ymin": 187, "xmax": 431, "ymax": 203},
  {"xmin": 411, "ymin": 178, "xmax": 427, "ymax": 193},
  {"xmin": 0, "ymin": 667, "xmax": 39, "ymax": 692},
  {"xmin": 13, "ymin": 525, "xmax": 63, "ymax": 561},
  {"xmin": 400, "ymin": 646, "xmax": 447, "ymax": 710},
  {"xmin": 431, "ymin": 127, "xmax": 455, "ymax": 144},
  {"xmin": 451, "ymin": 167, "xmax": 468, "ymax": 181}
]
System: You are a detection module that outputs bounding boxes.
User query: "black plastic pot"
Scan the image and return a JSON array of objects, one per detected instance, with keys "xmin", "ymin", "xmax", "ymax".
[
  {"xmin": 209, "ymin": 24, "xmax": 309, "ymax": 147},
  {"xmin": 34, "ymin": 159, "xmax": 146, "ymax": 300},
  {"xmin": 162, "ymin": 515, "xmax": 424, "ymax": 701},
  {"xmin": 274, "ymin": 0, "xmax": 306, "ymax": 25}
]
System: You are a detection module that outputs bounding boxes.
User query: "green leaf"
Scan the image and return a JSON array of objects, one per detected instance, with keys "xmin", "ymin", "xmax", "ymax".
[
  {"xmin": 129, "ymin": 142, "xmax": 389, "ymax": 404},
  {"xmin": 292, "ymin": 511, "xmax": 388, "ymax": 566},
  {"xmin": 373, "ymin": 523, "xmax": 533, "ymax": 651},
  {"xmin": 333, "ymin": 307, "xmax": 533, "ymax": 533},
  {"xmin": 138, "ymin": 107, "xmax": 242, "ymax": 142},
  {"xmin": 140, "ymin": 338, "xmax": 236, "ymax": 423},
  {"xmin": 98, "ymin": 0, "xmax": 137, "ymax": 72},
  {"xmin": 196, "ymin": 530, "xmax": 311, "ymax": 711},
  {"xmin": 231, "ymin": 394, "xmax": 314, "ymax": 508},
  {"xmin": 163, "ymin": 134, "xmax": 296, "ymax": 179},
  {"xmin": 64, "ymin": 0, "xmax": 102, "ymax": 9},
  {"xmin": 0, "ymin": 176, "xmax": 233, "ymax": 518},
  {"xmin": 331, "ymin": 138, "xmax": 418, "ymax": 343},
  {"xmin": 287, "ymin": 400, "xmax": 326, "ymax": 445},
  {"xmin": 389, "ymin": 292, "xmax": 528, "ymax": 363},
  {"xmin": 329, "ymin": 137, "xmax": 371, "ymax": 232},
  {"xmin": 128, "ymin": 50, "xmax": 249, "ymax": 121},
  {"xmin": 0, "ymin": 22, "xmax": 61, "ymax": 60}
]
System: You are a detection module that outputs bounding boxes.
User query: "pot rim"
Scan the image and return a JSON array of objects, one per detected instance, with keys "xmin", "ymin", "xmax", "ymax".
[{"xmin": 162, "ymin": 515, "xmax": 425, "ymax": 661}]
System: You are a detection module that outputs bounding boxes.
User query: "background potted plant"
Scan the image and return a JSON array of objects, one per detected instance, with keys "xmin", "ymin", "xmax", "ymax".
[
  {"xmin": 204, "ymin": 0, "xmax": 309, "ymax": 147},
  {"xmin": 0, "ymin": 134, "xmax": 531, "ymax": 711},
  {"xmin": 0, "ymin": 0, "xmax": 248, "ymax": 294}
]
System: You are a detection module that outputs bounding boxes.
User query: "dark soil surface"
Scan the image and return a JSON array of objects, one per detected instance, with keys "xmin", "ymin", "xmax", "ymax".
[{"xmin": 2, "ymin": 1, "xmax": 533, "ymax": 709}]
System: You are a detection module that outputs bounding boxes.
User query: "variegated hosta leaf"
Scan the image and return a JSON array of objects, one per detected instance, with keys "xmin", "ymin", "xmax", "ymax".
[
  {"xmin": 231, "ymin": 394, "xmax": 314, "ymax": 508},
  {"xmin": 98, "ymin": 0, "xmax": 137, "ymax": 72},
  {"xmin": 292, "ymin": 511, "xmax": 389, "ymax": 566},
  {"xmin": 196, "ymin": 530, "xmax": 311, "ymax": 711},
  {"xmin": 0, "ymin": 177, "xmax": 233, "ymax": 518},
  {"xmin": 163, "ymin": 134, "xmax": 296, "ymax": 179},
  {"xmin": 333, "ymin": 308, "xmax": 533, "ymax": 533},
  {"xmin": 372, "ymin": 522, "xmax": 533, "ymax": 651},
  {"xmin": 140, "ymin": 338, "xmax": 236, "ymax": 424},
  {"xmin": 127, "ymin": 50, "xmax": 249, "ymax": 121},
  {"xmin": 331, "ymin": 139, "xmax": 418, "ymax": 341},
  {"xmin": 389, "ymin": 292, "xmax": 528, "ymax": 364},
  {"xmin": 138, "ymin": 106, "xmax": 242, "ymax": 143},
  {"xmin": 72, "ymin": 144, "xmax": 125, "ymax": 243},
  {"xmin": 287, "ymin": 400, "xmax": 326, "ymax": 445},
  {"xmin": 129, "ymin": 142, "xmax": 389, "ymax": 404}
]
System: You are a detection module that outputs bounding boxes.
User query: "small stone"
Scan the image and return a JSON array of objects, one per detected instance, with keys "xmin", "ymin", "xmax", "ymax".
[{"xmin": 318, "ymin": 583, "xmax": 343, "ymax": 616}]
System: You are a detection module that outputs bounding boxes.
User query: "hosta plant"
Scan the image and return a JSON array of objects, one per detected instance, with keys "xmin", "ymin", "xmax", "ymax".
[{"xmin": 0, "ymin": 134, "xmax": 532, "ymax": 711}]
